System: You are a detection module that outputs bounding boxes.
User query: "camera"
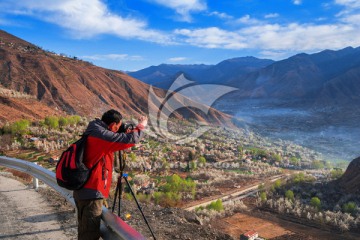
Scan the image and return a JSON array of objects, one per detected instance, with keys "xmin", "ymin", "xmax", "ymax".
[{"xmin": 118, "ymin": 122, "xmax": 135, "ymax": 133}]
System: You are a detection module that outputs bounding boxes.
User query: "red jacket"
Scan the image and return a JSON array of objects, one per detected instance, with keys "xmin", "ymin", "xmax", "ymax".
[{"xmin": 73, "ymin": 118, "xmax": 144, "ymax": 200}]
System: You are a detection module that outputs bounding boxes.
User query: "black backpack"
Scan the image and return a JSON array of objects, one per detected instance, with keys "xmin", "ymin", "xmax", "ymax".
[{"xmin": 55, "ymin": 134, "xmax": 98, "ymax": 190}]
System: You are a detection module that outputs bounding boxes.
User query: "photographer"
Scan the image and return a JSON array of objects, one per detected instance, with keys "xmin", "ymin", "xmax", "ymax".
[{"xmin": 73, "ymin": 109, "xmax": 147, "ymax": 240}]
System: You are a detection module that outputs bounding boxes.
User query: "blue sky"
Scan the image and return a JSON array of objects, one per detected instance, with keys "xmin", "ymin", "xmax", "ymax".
[{"xmin": 0, "ymin": 0, "xmax": 360, "ymax": 71}]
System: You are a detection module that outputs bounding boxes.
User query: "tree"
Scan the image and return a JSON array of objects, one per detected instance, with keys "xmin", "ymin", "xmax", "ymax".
[
  {"xmin": 273, "ymin": 154, "xmax": 282, "ymax": 163},
  {"xmin": 206, "ymin": 199, "xmax": 224, "ymax": 211},
  {"xmin": 310, "ymin": 197, "xmax": 321, "ymax": 211},
  {"xmin": 342, "ymin": 202, "xmax": 357, "ymax": 214},
  {"xmin": 285, "ymin": 190, "xmax": 294, "ymax": 202},
  {"xmin": 4, "ymin": 119, "xmax": 30, "ymax": 135},
  {"xmin": 44, "ymin": 116, "xmax": 59, "ymax": 129},
  {"xmin": 271, "ymin": 179, "xmax": 282, "ymax": 192},
  {"xmin": 260, "ymin": 192, "xmax": 267, "ymax": 202},
  {"xmin": 330, "ymin": 168, "xmax": 344, "ymax": 179},
  {"xmin": 58, "ymin": 116, "xmax": 69, "ymax": 128},
  {"xmin": 312, "ymin": 160, "xmax": 325, "ymax": 169},
  {"xmin": 198, "ymin": 156, "xmax": 206, "ymax": 166},
  {"xmin": 190, "ymin": 160, "xmax": 197, "ymax": 171},
  {"xmin": 290, "ymin": 156, "xmax": 300, "ymax": 166}
]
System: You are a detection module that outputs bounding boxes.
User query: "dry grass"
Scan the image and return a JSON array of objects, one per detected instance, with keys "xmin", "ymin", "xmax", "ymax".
[{"xmin": 6, "ymin": 169, "xmax": 33, "ymax": 183}]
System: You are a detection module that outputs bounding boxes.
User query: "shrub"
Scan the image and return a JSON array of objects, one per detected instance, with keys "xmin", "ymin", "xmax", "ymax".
[
  {"xmin": 152, "ymin": 191, "xmax": 180, "ymax": 207},
  {"xmin": 342, "ymin": 202, "xmax": 357, "ymax": 214},
  {"xmin": 58, "ymin": 117, "xmax": 69, "ymax": 128},
  {"xmin": 310, "ymin": 197, "xmax": 321, "ymax": 211},
  {"xmin": 285, "ymin": 190, "xmax": 294, "ymax": 202},
  {"xmin": 206, "ymin": 199, "xmax": 224, "ymax": 211},
  {"xmin": 260, "ymin": 192, "xmax": 267, "ymax": 202},
  {"xmin": 330, "ymin": 168, "xmax": 344, "ymax": 179},
  {"xmin": 44, "ymin": 116, "xmax": 59, "ymax": 129},
  {"xmin": 3, "ymin": 119, "xmax": 30, "ymax": 135}
]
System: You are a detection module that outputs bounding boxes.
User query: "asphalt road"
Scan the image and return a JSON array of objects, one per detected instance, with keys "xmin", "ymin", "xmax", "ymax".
[{"xmin": 0, "ymin": 173, "xmax": 74, "ymax": 240}]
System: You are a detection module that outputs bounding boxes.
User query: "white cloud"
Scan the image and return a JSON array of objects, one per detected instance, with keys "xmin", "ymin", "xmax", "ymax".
[
  {"xmin": 149, "ymin": 0, "xmax": 207, "ymax": 22},
  {"xmin": 293, "ymin": 0, "xmax": 302, "ymax": 5},
  {"xmin": 175, "ymin": 27, "xmax": 247, "ymax": 49},
  {"xmin": 258, "ymin": 50, "xmax": 292, "ymax": 60},
  {"xmin": 234, "ymin": 15, "xmax": 262, "ymax": 25},
  {"xmin": 175, "ymin": 20, "xmax": 360, "ymax": 53},
  {"xmin": 208, "ymin": 11, "xmax": 233, "ymax": 20},
  {"xmin": 82, "ymin": 54, "xmax": 143, "ymax": 61},
  {"xmin": 264, "ymin": 13, "xmax": 279, "ymax": 19},
  {"xmin": 0, "ymin": 0, "xmax": 171, "ymax": 43},
  {"xmin": 168, "ymin": 57, "xmax": 188, "ymax": 62},
  {"xmin": 335, "ymin": 0, "xmax": 360, "ymax": 8}
]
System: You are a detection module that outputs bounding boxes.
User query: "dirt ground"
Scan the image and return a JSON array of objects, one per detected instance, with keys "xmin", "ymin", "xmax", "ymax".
[
  {"xmin": 211, "ymin": 210, "xmax": 360, "ymax": 240},
  {"xmin": 213, "ymin": 212, "xmax": 293, "ymax": 239}
]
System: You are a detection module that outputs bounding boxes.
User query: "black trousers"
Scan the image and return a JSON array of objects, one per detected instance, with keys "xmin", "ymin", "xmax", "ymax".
[{"xmin": 75, "ymin": 199, "xmax": 103, "ymax": 240}]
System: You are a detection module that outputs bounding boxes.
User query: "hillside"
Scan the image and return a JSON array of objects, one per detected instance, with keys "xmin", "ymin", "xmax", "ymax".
[
  {"xmin": 225, "ymin": 47, "xmax": 360, "ymax": 108},
  {"xmin": 337, "ymin": 156, "xmax": 360, "ymax": 194},
  {"xmin": 0, "ymin": 30, "xmax": 232, "ymax": 126}
]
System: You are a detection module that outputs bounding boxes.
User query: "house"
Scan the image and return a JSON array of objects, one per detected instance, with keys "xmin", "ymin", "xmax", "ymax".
[{"xmin": 240, "ymin": 230, "xmax": 258, "ymax": 240}]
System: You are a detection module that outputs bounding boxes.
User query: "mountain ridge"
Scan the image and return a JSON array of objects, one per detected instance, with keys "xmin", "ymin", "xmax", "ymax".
[{"xmin": 0, "ymin": 30, "xmax": 233, "ymax": 127}]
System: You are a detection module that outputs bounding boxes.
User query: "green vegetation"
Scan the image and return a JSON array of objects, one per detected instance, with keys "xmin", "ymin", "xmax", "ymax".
[
  {"xmin": 44, "ymin": 116, "xmax": 59, "ymax": 129},
  {"xmin": 292, "ymin": 172, "xmax": 315, "ymax": 184},
  {"xmin": 198, "ymin": 156, "xmax": 206, "ymax": 165},
  {"xmin": 310, "ymin": 197, "xmax": 321, "ymax": 211},
  {"xmin": 271, "ymin": 179, "xmax": 283, "ymax": 192},
  {"xmin": 2, "ymin": 119, "xmax": 30, "ymax": 135},
  {"xmin": 153, "ymin": 174, "xmax": 196, "ymax": 207},
  {"xmin": 285, "ymin": 190, "xmax": 294, "ymax": 202},
  {"xmin": 43, "ymin": 115, "xmax": 81, "ymax": 129},
  {"xmin": 260, "ymin": 191, "xmax": 267, "ymax": 202},
  {"xmin": 289, "ymin": 156, "xmax": 300, "ymax": 166},
  {"xmin": 246, "ymin": 147, "xmax": 268, "ymax": 158},
  {"xmin": 196, "ymin": 199, "xmax": 224, "ymax": 212},
  {"xmin": 206, "ymin": 199, "xmax": 224, "ymax": 211},
  {"xmin": 312, "ymin": 160, "xmax": 325, "ymax": 169},
  {"xmin": 330, "ymin": 168, "xmax": 344, "ymax": 179},
  {"xmin": 272, "ymin": 153, "xmax": 282, "ymax": 163},
  {"xmin": 190, "ymin": 160, "xmax": 197, "ymax": 171},
  {"xmin": 342, "ymin": 202, "xmax": 357, "ymax": 214}
]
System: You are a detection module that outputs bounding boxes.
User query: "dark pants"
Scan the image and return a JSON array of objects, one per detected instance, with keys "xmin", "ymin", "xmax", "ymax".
[{"xmin": 75, "ymin": 199, "xmax": 103, "ymax": 240}]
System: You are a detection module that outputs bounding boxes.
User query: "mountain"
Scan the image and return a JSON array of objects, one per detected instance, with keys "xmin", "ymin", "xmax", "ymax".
[
  {"xmin": 336, "ymin": 156, "xmax": 360, "ymax": 194},
  {"xmin": 226, "ymin": 47, "xmax": 360, "ymax": 108},
  {"xmin": 128, "ymin": 57, "xmax": 274, "ymax": 89},
  {"xmin": 128, "ymin": 64, "xmax": 213, "ymax": 89},
  {"xmin": 0, "ymin": 30, "xmax": 232, "ymax": 126}
]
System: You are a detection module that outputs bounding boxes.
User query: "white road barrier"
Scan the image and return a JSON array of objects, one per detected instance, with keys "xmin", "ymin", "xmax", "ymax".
[{"xmin": 0, "ymin": 156, "xmax": 145, "ymax": 240}]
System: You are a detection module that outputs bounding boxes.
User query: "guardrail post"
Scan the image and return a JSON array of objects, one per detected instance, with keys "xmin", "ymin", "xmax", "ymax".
[
  {"xmin": 33, "ymin": 162, "xmax": 39, "ymax": 190},
  {"xmin": 0, "ymin": 156, "xmax": 146, "ymax": 240}
]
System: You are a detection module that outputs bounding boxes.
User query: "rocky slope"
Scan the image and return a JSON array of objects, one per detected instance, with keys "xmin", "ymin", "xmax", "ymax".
[
  {"xmin": 0, "ymin": 30, "xmax": 232, "ymax": 126},
  {"xmin": 336, "ymin": 156, "xmax": 360, "ymax": 194}
]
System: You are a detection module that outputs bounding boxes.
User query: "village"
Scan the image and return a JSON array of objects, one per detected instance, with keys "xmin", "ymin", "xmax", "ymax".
[{"xmin": 2, "ymin": 115, "xmax": 357, "ymax": 239}]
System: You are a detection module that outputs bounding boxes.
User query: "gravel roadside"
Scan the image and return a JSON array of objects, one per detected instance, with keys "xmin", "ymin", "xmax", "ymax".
[{"xmin": 0, "ymin": 172, "xmax": 77, "ymax": 240}]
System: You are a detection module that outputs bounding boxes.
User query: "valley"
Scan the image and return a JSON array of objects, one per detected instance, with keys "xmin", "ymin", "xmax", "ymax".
[{"xmin": 215, "ymin": 97, "xmax": 359, "ymax": 161}]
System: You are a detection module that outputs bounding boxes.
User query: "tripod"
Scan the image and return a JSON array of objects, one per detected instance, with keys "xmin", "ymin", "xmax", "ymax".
[{"xmin": 112, "ymin": 151, "xmax": 156, "ymax": 240}]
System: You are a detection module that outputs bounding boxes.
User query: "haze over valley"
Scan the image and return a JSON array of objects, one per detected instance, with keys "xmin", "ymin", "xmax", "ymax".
[{"xmin": 130, "ymin": 47, "xmax": 360, "ymax": 162}]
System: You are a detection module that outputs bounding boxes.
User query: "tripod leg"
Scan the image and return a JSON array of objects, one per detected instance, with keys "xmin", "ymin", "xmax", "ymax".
[
  {"xmin": 112, "ymin": 181, "xmax": 119, "ymax": 213},
  {"xmin": 124, "ymin": 177, "xmax": 156, "ymax": 240},
  {"xmin": 118, "ymin": 177, "xmax": 123, "ymax": 216}
]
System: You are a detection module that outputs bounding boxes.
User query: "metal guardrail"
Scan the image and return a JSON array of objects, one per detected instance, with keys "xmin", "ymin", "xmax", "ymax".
[{"xmin": 0, "ymin": 156, "xmax": 145, "ymax": 240}]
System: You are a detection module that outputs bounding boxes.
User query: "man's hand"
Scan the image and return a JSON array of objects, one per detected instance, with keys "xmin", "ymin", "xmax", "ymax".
[{"xmin": 138, "ymin": 115, "xmax": 148, "ymax": 128}]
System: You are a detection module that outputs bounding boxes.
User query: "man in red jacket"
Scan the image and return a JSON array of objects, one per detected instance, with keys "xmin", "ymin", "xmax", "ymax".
[{"xmin": 73, "ymin": 109, "xmax": 147, "ymax": 240}]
